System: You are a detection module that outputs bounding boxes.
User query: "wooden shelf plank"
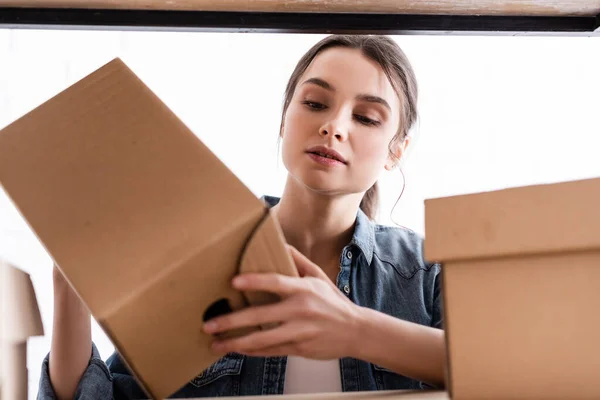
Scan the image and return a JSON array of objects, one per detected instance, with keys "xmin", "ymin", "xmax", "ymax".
[{"xmin": 2, "ymin": 0, "xmax": 599, "ymax": 17}]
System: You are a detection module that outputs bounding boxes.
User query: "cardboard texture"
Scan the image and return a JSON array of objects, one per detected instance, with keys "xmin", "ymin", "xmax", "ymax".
[
  {"xmin": 192, "ymin": 390, "xmax": 449, "ymax": 400},
  {"xmin": 0, "ymin": 58, "xmax": 297, "ymax": 399},
  {"xmin": 424, "ymin": 177, "xmax": 600, "ymax": 400},
  {"xmin": 0, "ymin": 261, "xmax": 45, "ymax": 400}
]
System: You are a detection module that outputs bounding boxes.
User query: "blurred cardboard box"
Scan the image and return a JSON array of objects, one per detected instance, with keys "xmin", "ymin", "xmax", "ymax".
[
  {"xmin": 425, "ymin": 177, "xmax": 600, "ymax": 400},
  {"xmin": 0, "ymin": 58, "xmax": 297, "ymax": 399},
  {"xmin": 0, "ymin": 260, "xmax": 45, "ymax": 400},
  {"xmin": 196, "ymin": 391, "xmax": 449, "ymax": 400}
]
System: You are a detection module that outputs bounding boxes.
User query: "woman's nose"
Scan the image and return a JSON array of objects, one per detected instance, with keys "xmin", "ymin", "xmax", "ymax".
[{"xmin": 319, "ymin": 117, "xmax": 349, "ymax": 141}]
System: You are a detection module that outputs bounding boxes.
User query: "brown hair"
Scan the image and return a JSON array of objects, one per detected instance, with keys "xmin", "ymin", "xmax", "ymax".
[{"xmin": 280, "ymin": 35, "xmax": 418, "ymax": 220}]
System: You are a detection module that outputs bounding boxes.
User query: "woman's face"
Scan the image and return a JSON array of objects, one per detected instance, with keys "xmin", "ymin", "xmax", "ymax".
[{"xmin": 281, "ymin": 47, "xmax": 404, "ymax": 197}]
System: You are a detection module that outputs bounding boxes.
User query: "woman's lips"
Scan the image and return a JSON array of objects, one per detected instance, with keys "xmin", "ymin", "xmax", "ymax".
[
  {"xmin": 307, "ymin": 152, "xmax": 346, "ymax": 166},
  {"xmin": 305, "ymin": 146, "xmax": 347, "ymax": 164}
]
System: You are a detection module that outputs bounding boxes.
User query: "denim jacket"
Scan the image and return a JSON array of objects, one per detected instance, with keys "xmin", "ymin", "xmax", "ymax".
[{"xmin": 38, "ymin": 196, "xmax": 443, "ymax": 399}]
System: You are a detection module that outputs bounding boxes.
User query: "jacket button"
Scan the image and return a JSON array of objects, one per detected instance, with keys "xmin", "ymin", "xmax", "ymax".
[
  {"xmin": 346, "ymin": 250, "xmax": 353, "ymax": 260},
  {"xmin": 343, "ymin": 285, "xmax": 350, "ymax": 295}
]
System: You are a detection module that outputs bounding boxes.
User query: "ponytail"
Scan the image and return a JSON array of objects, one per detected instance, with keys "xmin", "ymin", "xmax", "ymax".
[{"xmin": 359, "ymin": 182, "xmax": 379, "ymax": 220}]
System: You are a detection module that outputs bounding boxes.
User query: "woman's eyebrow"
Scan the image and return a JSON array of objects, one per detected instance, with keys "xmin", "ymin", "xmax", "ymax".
[
  {"xmin": 356, "ymin": 94, "xmax": 391, "ymax": 111},
  {"xmin": 302, "ymin": 77, "xmax": 334, "ymax": 91},
  {"xmin": 302, "ymin": 77, "xmax": 391, "ymax": 111}
]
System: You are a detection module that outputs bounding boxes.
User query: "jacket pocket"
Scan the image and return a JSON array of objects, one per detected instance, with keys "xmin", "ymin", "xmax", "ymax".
[
  {"xmin": 373, "ymin": 364, "xmax": 396, "ymax": 373},
  {"xmin": 372, "ymin": 364, "xmax": 421, "ymax": 390},
  {"xmin": 190, "ymin": 353, "xmax": 244, "ymax": 388}
]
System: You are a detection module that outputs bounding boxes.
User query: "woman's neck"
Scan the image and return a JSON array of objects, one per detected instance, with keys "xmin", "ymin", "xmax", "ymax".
[{"xmin": 272, "ymin": 177, "xmax": 363, "ymax": 275}]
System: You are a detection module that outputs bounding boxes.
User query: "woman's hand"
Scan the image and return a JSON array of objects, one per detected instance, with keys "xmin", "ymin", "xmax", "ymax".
[{"xmin": 203, "ymin": 246, "xmax": 364, "ymax": 360}]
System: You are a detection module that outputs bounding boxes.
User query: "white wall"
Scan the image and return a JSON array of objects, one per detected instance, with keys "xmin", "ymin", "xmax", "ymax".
[{"xmin": 0, "ymin": 29, "xmax": 598, "ymax": 399}]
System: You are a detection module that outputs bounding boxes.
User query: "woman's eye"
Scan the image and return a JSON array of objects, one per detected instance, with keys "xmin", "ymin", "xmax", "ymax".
[
  {"xmin": 354, "ymin": 114, "xmax": 381, "ymax": 127},
  {"xmin": 302, "ymin": 100, "xmax": 327, "ymax": 111}
]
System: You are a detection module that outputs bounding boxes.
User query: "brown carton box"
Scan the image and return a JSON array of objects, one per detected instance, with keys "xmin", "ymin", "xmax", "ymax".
[
  {"xmin": 0, "ymin": 261, "xmax": 45, "ymax": 400},
  {"xmin": 424, "ymin": 177, "xmax": 600, "ymax": 400},
  {"xmin": 198, "ymin": 391, "xmax": 449, "ymax": 400},
  {"xmin": 0, "ymin": 58, "xmax": 297, "ymax": 399}
]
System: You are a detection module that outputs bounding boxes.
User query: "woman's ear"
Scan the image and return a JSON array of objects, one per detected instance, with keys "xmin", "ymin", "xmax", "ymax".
[{"xmin": 385, "ymin": 136, "xmax": 410, "ymax": 171}]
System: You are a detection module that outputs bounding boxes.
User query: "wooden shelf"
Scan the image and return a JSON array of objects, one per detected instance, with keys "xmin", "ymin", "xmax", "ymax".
[
  {"xmin": 1, "ymin": 0, "xmax": 599, "ymax": 35},
  {"xmin": 2, "ymin": 1, "xmax": 600, "ymax": 16}
]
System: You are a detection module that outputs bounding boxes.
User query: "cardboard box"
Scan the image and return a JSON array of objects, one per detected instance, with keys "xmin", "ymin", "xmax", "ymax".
[
  {"xmin": 0, "ymin": 260, "xmax": 45, "ymax": 400},
  {"xmin": 424, "ymin": 177, "xmax": 600, "ymax": 400},
  {"xmin": 0, "ymin": 58, "xmax": 297, "ymax": 399},
  {"xmin": 197, "ymin": 391, "xmax": 449, "ymax": 400}
]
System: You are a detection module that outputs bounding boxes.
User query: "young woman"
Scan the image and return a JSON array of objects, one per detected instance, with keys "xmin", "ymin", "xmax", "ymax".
[{"xmin": 39, "ymin": 35, "xmax": 444, "ymax": 400}]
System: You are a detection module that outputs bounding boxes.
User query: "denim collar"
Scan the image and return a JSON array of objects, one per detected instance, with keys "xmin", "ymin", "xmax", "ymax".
[{"xmin": 262, "ymin": 195, "xmax": 374, "ymax": 265}]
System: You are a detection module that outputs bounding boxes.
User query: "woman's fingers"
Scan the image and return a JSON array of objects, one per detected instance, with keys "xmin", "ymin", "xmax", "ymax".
[
  {"xmin": 232, "ymin": 272, "xmax": 307, "ymax": 296},
  {"xmin": 204, "ymin": 298, "xmax": 296, "ymax": 335},
  {"xmin": 287, "ymin": 246, "xmax": 347, "ymax": 298},
  {"xmin": 211, "ymin": 321, "xmax": 313, "ymax": 354},
  {"xmin": 287, "ymin": 245, "xmax": 330, "ymax": 281}
]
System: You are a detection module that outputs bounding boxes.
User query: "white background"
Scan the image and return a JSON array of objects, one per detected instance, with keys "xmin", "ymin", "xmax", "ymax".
[{"xmin": 0, "ymin": 30, "xmax": 598, "ymax": 398}]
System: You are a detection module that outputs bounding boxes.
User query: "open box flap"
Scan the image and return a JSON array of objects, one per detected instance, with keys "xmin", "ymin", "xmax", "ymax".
[
  {"xmin": 95, "ymin": 206, "xmax": 298, "ymax": 399},
  {"xmin": 239, "ymin": 207, "xmax": 299, "ymax": 306},
  {"xmin": 101, "ymin": 207, "xmax": 298, "ymax": 399}
]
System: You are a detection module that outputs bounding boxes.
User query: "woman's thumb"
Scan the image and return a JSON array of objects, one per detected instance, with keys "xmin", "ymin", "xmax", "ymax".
[{"xmin": 287, "ymin": 245, "xmax": 329, "ymax": 280}]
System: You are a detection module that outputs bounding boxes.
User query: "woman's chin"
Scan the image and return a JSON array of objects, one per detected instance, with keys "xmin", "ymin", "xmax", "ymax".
[
  {"xmin": 288, "ymin": 168, "xmax": 353, "ymax": 195},
  {"xmin": 301, "ymin": 180, "xmax": 353, "ymax": 197}
]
